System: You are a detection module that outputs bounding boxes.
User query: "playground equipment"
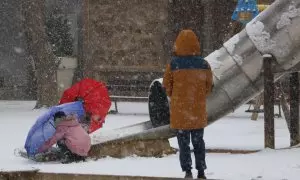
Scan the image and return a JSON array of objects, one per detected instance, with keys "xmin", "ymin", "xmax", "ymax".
[
  {"xmin": 91, "ymin": 0, "xmax": 300, "ymax": 156},
  {"xmin": 230, "ymin": 0, "xmax": 283, "ymax": 120}
]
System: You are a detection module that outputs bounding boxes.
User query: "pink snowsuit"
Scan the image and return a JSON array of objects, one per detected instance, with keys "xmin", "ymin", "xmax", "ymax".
[{"xmin": 38, "ymin": 117, "xmax": 91, "ymax": 157}]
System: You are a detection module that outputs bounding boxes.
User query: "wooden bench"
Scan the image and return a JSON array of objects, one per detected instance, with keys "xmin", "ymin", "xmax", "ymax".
[
  {"xmin": 109, "ymin": 96, "xmax": 149, "ymax": 114},
  {"xmin": 92, "ymin": 66, "xmax": 164, "ymax": 114},
  {"xmin": 106, "ymin": 79, "xmax": 152, "ymax": 114}
]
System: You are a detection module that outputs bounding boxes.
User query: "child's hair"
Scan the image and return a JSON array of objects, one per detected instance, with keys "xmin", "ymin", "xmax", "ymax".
[
  {"xmin": 75, "ymin": 97, "xmax": 84, "ymax": 103},
  {"xmin": 54, "ymin": 111, "xmax": 66, "ymax": 123}
]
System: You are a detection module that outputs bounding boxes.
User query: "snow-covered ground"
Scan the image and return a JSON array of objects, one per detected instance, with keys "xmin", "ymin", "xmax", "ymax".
[{"xmin": 0, "ymin": 101, "xmax": 299, "ymax": 180}]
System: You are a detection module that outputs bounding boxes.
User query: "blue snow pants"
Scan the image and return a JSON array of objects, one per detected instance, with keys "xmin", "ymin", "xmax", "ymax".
[{"xmin": 176, "ymin": 129, "xmax": 207, "ymax": 172}]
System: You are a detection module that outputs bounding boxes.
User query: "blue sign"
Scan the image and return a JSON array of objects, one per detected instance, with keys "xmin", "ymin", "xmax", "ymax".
[{"xmin": 232, "ymin": 0, "xmax": 259, "ymax": 24}]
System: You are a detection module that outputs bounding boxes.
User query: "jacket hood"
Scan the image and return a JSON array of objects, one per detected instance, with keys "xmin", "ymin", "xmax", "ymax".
[{"xmin": 174, "ymin": 29, "xmax": 201, "ymax": 56}]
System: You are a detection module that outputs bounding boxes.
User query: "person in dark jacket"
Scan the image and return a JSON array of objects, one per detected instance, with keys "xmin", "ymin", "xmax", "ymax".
[{"xmin": 163, "ymin": 29, "xmax": 213, "ymax": 179}]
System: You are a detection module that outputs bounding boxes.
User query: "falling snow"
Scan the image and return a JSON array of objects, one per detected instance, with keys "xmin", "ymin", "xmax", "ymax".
[
  {"xmin": 13, "ymin": 47, "xmax": 24, "ymax": 54},
  {"xmin": 1, "ymin": 0, "xmax": 300, "ymax": 180}
]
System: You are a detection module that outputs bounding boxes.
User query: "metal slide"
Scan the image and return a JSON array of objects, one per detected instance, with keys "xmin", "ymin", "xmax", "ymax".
[{"xmin": 92, "ymin": 0, "xmax": 300, "ymax": 145}]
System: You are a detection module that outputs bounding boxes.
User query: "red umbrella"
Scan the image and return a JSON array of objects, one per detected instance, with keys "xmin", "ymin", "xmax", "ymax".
[{"xmin": 59, "ymin": 78, "xmax": 111, "ymax": 133}]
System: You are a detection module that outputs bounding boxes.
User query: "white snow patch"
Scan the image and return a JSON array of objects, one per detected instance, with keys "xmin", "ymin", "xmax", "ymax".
[
  {"xmin": 224, "ymin": 34, "xmax": 240, "ymax": 54},
  {"xmin": 277, "ymin": 3, "xmax": 300, "ymax": 30},
  {"xmin": 1, "ymin": 101, "xmax": 299, "ymax": 180},
  {"xmin": 263, "ymin": 54, "xmax": 273, "ymax": 58},
  {"xmin": 233, "ymin": 54, "xmax": 244, "ymax": 66},
  {"xmin": 205, "ymin": 49, "xmax": 223, "ymax": 71},
  {"xmin": 149, "ymin": 78, "xmax": 163, "ymax": 89},
  {"xmin": 155, "ymin": 78, "xmax": 163, "ymax": 84},
  {"xmin": 246, "ymin": 21, "xmax": 276, "ymax": 53}
]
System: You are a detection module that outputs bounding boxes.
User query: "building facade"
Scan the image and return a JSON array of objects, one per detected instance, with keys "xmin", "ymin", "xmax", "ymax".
[
  {"xmin": 79, "ymin": 0, "xmax": 238, "ymax": 96},
  {"xmin": 0, "ymin": 0, "xmax": 275, "ymax": 99}
]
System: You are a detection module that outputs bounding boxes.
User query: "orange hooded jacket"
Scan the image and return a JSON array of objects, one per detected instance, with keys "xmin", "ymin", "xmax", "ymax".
[{"xmin": 163, "ymin": 29, "xmax": 213, "ymax": 130}]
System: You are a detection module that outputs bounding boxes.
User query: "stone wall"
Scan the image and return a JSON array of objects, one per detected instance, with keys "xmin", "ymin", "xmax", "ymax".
[
  {"xmin": 83, "ymin": 0, "xmax": 237, "ymax": 70},
  {"xmin": 80, "ymin": 0, "xmax": 242, "ymax": 96},
  {"xmin": 84, "ymin": 0, "xmax": 169, "ymax": 73}
]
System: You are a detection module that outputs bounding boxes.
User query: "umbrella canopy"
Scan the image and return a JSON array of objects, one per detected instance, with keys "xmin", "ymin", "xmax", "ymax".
[
  {"xmin": 24, "ymin": 101, "xmax": 85, "ymax": 157},
  {"xmin": 59, "ymin": 78, "xmax": 111, "ymax": 133}
]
